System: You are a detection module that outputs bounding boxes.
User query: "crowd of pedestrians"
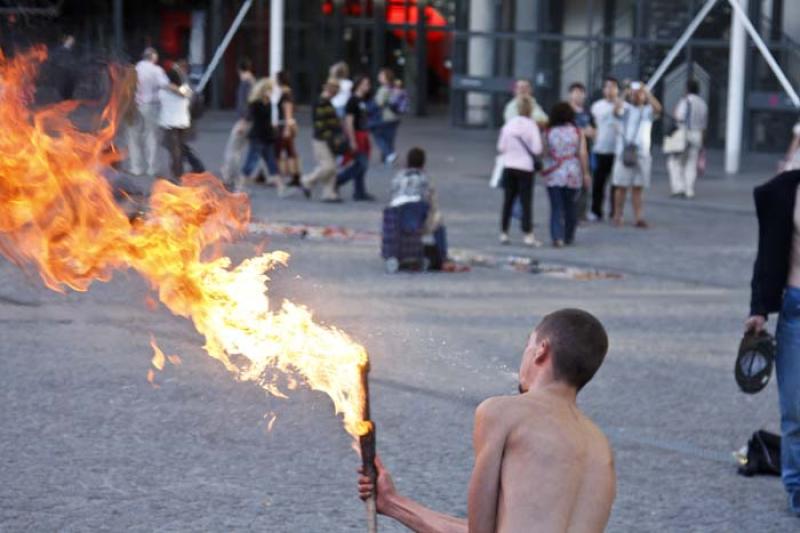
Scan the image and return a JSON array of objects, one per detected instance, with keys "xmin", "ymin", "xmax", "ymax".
[{"xmin": 493, "ymin": 75, "xmax": 719, "ymax": 247}]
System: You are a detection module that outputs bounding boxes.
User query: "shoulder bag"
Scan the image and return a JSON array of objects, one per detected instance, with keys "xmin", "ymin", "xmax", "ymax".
[
  {"xmin": 622, "ymin": 107, "xmax": 645, "ymax": 168},
  {"xmin": 663, "ymin": 98, "xmax": 691, "ymax": 155}
]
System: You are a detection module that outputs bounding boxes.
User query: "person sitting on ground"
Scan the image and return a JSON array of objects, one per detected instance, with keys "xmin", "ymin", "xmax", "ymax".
[
  {"xmin": 358, "ymin": 308, "xmax": 616, "ymax": 532},
  {"xmin": 389, "ymin": 147, "xmax": 447, "ymax": 266}
]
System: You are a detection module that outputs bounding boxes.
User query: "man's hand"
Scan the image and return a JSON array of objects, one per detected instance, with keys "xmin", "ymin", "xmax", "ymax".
[
  {"xmin": 357, "ymin": 455, "xmax": 396, "ymax": 515},
  {"xmin": 745, "ymin": 315, "xmax": 766, "ymax": 334}
]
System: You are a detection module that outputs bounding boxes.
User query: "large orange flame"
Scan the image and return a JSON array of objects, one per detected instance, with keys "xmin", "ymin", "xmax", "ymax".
[{"xmin": 0, "ymin": 48, "xmax": 370, "ymax": 439}]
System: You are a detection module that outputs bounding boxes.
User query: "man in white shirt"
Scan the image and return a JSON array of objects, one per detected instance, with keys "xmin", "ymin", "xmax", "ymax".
[
  {"xmin": 503, "ymin": 79, "xmax": 548, "ymax": 127},
  {"xmin": 589, "ymin": 77, "xmax": 623, "ymax": 221},
  {"xmin": 667, "ymin": 80, "xmax": 708, "ymax": 198},
  {"xmin": 127, "ymin": 47, "xmax": 169, "ymax": 176}
]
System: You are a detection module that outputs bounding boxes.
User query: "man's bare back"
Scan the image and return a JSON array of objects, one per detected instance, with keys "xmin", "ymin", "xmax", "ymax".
[
  {"xmin": 473, "ymin": 390, "xmax": 615, "ymax": 532},
  {"xmin": 357, "ymin": 309, "xmax": 615, "ymax": 533}
]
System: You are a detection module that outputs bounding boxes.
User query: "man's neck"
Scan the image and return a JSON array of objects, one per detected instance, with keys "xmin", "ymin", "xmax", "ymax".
[{"xmin": 526, "ymin": 380, "xmax": 578, "ymax": 404}]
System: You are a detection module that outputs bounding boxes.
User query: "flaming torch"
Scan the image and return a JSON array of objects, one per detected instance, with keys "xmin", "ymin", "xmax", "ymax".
[
  {"xmin": 0, "ymin": 48, "xmax": 380, "ymax": 529},
  {"xmin": 359, "ymin": 360, "xmax": 378, "ymax": 533}
]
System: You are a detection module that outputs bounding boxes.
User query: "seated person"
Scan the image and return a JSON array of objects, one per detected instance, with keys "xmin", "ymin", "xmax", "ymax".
[
  {"xmin": 358, "ymin": 308, "xmax": 616, "ymax": 532},
  {"xmin": 389, "ymin": 147, "xmax": 447, "ymax": 266}
]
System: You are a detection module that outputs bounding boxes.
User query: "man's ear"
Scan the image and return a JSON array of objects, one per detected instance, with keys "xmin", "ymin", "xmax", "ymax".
[{"xmin": 533, "ymin": 338, "xmax": 551, "ymax": 366}]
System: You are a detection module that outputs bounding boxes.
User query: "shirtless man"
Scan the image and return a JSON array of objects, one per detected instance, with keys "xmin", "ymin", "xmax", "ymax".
[{"xmin": 358, "ymin": 308, "xmax": 615, "ymax": 532}]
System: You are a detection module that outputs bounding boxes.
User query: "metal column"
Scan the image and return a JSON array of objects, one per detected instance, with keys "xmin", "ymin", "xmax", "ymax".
[
  {"xmin": 415, "ymin": 0, "xmax": 428, "ymax": 116},
  {"xmin": 725, "ymin": 0, "xmax": 748, "ymax": 174},
  {"xmin": 210, "ymin": 0, "xmax": 223, "ymax": 109},
  {"xmin": 113, "ymin": 0, "xmax": 124, "ymax": 56},
  {"xmin": 270, "ymin": 0, "xmax": 284, "ymax": 76}
]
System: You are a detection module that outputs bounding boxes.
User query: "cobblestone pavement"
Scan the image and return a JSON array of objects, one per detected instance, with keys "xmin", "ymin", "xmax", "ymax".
[{"xmin": 0, "ymin": 110, "xmax": 796, "ymax": 532}]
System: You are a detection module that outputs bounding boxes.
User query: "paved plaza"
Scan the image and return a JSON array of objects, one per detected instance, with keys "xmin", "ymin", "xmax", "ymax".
[{"xmin": 0, "ymin": 110, "xmax": 796, "ymax": 532}]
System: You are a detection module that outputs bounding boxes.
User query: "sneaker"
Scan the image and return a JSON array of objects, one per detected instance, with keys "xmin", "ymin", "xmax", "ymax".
[
  {"xmin": 499, "ymin": 233, "xmax": 510, "ymax": 245},
  {"xmin": 386, "ymin": 152, "xmax": 398, "ymax": 166},
  {"xmin": 523, "ymin": 234, "xmax": 542, "ymax": 247},
  {"xmin": 587, "ymin": 212, "xmax": 599, "ymax": 222},
  {"xmin": 553, "ymin": 240, "xmax": 565, "ymax": 248},
  {"xmin": 353, "ymin": 193, "xmax": 376, "ymax": 202},
  {"xmin": 634, "ymin": 219, "xmax": 649, "ymax": 229},
  {"xmin": 686, "ymin": 191, "xmax": 695, "ymax": 199}
]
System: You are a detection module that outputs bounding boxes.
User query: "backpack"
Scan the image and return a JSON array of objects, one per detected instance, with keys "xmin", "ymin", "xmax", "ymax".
[
  {"xmin": 389, "ymin": 88, "xmax": 410, "ymax": 115},
  {"xmin": 737, "ymin": 430, "xmax": 781, "ymax": 477}
]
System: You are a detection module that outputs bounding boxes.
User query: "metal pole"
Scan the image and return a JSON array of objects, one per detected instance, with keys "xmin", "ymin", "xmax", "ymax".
[
  {"xmin": 415, "ymin": 0, "xmax": 428, "ymax": 116},
  {"xmin": 726, "ymin": 0, "xmax": 800, "ymax": 107},
  {"xmin": 113, "ymin": 0, "xmax": 124, "ymax": 56},
  {"xmin": 196, "ymin": 0, "xmax": 254, "ymax": 94},
  {"xmin": 646, "ymin": 0, "xmax": 718, "ymax": 90},
  {"xmin": 269, "ymin": 0, "xmax": 284, "ymax": 77},
  {"xmin": 725, "ymin": 0, "xmax": 748, "ymax": 175}
]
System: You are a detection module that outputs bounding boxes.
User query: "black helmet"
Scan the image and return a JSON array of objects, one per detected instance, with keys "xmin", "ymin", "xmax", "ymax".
[{"xmin": 735, "ymin": 331, "xmax": 776, "ymax": 394}]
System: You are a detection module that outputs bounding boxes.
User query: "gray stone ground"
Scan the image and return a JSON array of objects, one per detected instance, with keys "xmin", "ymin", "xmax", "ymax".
[{"xmin": 0, "ymin": 109, "xmax": 797, "ymax": 532}]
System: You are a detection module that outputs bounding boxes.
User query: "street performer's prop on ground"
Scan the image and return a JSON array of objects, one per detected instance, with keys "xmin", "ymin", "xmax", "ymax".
[{"xmin": 358, "ymin": 308, "xmax": 616, "ymax": 532}]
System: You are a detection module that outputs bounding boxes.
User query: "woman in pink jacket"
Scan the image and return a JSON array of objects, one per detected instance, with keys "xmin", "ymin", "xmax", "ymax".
[{"xmin": 497, "ymin": 95, "xmax": 544, "ymax": 246}]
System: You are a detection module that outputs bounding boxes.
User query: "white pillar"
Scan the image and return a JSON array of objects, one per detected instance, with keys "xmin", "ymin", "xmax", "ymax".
[
  {"xmin": 466, "ymin": 0, "xmax": 494, "ymax": 125},
  {"xmin": 270, "ymin": 0, "xmax": 285, "ymax": 77},
  {"xmin": 725, "ymin": 0, "xmax": 748, "ymax": 175}
]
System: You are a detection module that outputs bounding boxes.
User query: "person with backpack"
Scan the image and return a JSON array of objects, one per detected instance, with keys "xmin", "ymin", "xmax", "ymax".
[
  {"xmin": 542, "ymin": 102, "xmax": 590, "ymax": 247},
  {"xmin": 611, "ymin": 81, "xmax": 661, "ymax": 228},
  {"xmin": 496, "ymin": 95, "xmax": 543, "ymax": 247}
]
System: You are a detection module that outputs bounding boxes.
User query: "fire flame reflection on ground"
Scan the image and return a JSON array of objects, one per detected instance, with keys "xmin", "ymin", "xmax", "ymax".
[{"xmin": 0, "ymin": 48, "xmax": 371, "ymax": 439}]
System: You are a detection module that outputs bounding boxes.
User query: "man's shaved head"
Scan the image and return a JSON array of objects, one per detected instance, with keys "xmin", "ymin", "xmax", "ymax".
[{"xmin": 535, "ymin": 309, "xmax": 608, "ymax": 391}]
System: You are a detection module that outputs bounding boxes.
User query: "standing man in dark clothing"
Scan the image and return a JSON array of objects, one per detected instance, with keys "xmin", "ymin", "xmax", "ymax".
[
  {"xmin": 337, "ymin": 75, "xmax": 375, "ymax": 201},
  {"xmin": 301, "ymin": 78, "xmax": 344, "ymax": 202},
  {"xmin": 589, "ymin": 77, "xmax": 623, "ymax": 221},
  {"xmin": 221, "ymin": 59, "xmax": 255, "ymax": 187},
  {"xmin": 568, "ymin": 82, "xmax": 596, "ymax": 222},
  {"xmin": 746, "ymin": 169, "xmax": 800, "ymax": 516}
]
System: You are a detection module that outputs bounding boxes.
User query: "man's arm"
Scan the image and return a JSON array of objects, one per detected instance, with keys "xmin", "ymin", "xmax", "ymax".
[
  {"xmin": 646, "ymin": 88, "xmax": 663, "ymax": 116},
  {"xmin": 358, "ymin": 456, "xmax": 467, "ymax": 533},
  {"xmin": 467, "ymin": 398, "xmax": 508, "ymax": 533}
]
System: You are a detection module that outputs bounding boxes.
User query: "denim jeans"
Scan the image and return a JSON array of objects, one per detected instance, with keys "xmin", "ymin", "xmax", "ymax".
[
  {"xmin": 777, "ymin": 286, "xmax": 800, "ymax": 496},
  {"xmin": 241, "ymin": 139, "xmax": 279, "ymax": 177},
  {"xmin": 336, "ymin": 152, "xmax": 369, "ymax": 198},
  {"xmin": 547, "ymin": 186, "xmax": 578, "ymax": 244},
  {"xmin": 371, "ymin": 121, "xmax": 399, "ymax": 162}
]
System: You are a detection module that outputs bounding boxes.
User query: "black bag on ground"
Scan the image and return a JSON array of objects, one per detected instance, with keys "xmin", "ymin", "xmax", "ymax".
[{"xmin": 738, "ymin": 430, "xmax": 781, "ymax": 477}]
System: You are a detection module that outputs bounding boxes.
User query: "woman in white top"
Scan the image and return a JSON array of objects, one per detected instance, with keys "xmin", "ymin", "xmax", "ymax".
[
  {"xmin": 496, "ymin": 95, "xmax": 543, "ymax": 246},
  {"xmin": 781, "ymin": 121, "xmax": 800, "ymax": 173}
]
